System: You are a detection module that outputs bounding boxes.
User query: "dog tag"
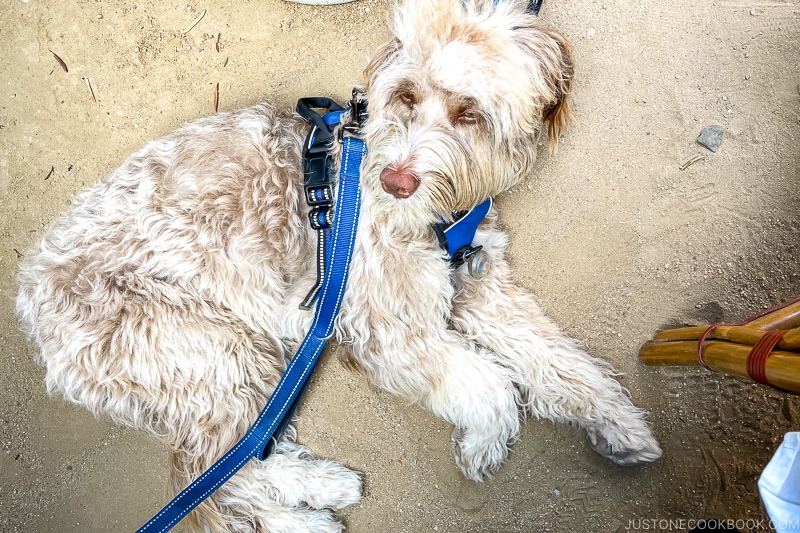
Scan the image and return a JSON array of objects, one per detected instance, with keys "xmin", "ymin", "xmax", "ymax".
[{"xmin": 467, "ymin": 249, "xmax": 490, "ymax": 279}]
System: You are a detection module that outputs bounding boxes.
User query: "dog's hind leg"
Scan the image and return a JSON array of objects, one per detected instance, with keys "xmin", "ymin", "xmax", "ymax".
[
  {"xmin": 449, "ymin": 226, "xmax": 662, "ymax": 466},
  {"xmin": 138, "ymin": 310, "xmax": 361, "ymax": 532},
  {"xmin": 171, "ymin": 434, "xmax": 362, "ymax": 533},
  {"xmin": 20, "ymin": 273, "xmax": 359, "ymax": 532}
]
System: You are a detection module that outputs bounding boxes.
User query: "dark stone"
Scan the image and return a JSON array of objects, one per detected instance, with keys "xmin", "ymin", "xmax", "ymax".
[{"xmin": 697, "ymin": 125, "xmax": 724, "ymax": 152}]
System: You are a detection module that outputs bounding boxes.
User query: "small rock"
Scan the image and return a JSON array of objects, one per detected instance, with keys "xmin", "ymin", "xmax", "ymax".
[{"xmin": 697, "ymin": 125, "xmax": 724, "ymax": 152}]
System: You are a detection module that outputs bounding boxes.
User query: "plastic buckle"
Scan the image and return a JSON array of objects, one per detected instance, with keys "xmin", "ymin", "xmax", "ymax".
[
  {"xmin": 308, "ymin": 206, "xmax": 332, "ymax": 230},
  {"xmin": 305, "ymin": 185, "xmax": 332, "ymax": 207},
  {"xmin": 303, "ymin": 140, "xmax": 334, "ymax": 208}
]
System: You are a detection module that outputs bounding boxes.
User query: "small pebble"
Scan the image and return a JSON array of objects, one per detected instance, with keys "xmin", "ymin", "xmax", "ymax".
[{"xmin": 697, "ymin": 125, "xmax": 724, "ymax": 152}]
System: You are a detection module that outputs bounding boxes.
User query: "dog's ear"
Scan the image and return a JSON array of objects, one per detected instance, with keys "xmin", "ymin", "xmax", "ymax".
[
  {"xmin": 512, "ymin": 22, "xmax": 574, "ymax": 147},
  {"xmin": 364, "ymin": 37, "xmax": 402, "ymax": 91},
  {"xmin": 540, "ymin": 27, "xmax": 574, "ymax": 146}
]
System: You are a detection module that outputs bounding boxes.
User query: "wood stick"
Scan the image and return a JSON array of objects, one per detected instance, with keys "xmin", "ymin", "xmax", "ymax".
[
  {"xmin": 747, "ymin": 300, "xmax": 800, "ymax": 330},
  {"xmin": 653, "ymin": 325, "xmax": 800, "ymax": 351},
  {"xmin": 639, "ymin": 340, "xmax": 800, "ymax": 394},
  {"xmin": 783, "ymin": 329, "xmax": 800, "ymax": 347}
]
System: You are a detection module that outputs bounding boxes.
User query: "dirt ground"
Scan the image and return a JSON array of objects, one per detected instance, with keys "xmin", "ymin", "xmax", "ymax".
[{"xmin": 1, "ymin": 0, "xmax": 799, "ymax": 532}]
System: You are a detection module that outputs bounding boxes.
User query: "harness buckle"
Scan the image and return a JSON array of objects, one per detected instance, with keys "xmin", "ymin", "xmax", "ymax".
[
  {"xmin": 308, "ymin": 206, "xmax": 332, "ymax": 230},
  {"xmin": 305, "ymin": 185, "xmax": 332, "ymax": 207},
  {"xmin": 303, "ymin": 126, "xmax": 335, "ymax": 208}
]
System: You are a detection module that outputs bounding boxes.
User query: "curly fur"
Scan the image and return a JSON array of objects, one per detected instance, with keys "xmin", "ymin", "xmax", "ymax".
[{"xmin": 16, "ymin": 1, "xmax": 661, "ymax": 531}]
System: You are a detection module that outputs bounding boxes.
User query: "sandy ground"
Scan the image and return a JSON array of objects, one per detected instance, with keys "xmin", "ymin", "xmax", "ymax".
[{"xmin": 1, "ymin": 0, "xmax": 799, "ymax": 531}]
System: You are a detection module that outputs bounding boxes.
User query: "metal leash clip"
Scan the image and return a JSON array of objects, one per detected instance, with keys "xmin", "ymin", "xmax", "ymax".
[{"xmin": 338, "ymin": 87, "xmax": 369, "ymax": 142}]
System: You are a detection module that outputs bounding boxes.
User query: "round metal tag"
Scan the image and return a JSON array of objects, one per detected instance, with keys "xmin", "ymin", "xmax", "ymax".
[{"xmin": 467, "ymin": 249, "xmax": 490, "ymax": 279}]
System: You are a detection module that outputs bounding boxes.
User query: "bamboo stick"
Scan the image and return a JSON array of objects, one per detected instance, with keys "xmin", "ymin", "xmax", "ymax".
[
  {"xmin": 653, "ymin": 325, "xmax": 800, "ymax": 351},
  {"xmin": 746, "ymin": 300, "xmax": 800, "ymax": 330},
  {"xmin": 640, "ymin": 340, "xmax": 800, "ymax": 394},
  {"xmin": 783, "ymin": 329, "xmax": 800, "ymax": 347}
]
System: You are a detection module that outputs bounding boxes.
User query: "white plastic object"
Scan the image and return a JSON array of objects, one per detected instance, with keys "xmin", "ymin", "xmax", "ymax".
[{"xmin": 759, "ymin": 432, "xmax": 800, "ymax": 533}]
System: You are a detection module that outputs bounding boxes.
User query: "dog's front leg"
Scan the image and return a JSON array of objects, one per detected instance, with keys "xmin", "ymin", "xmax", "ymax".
[
  {"xmin": 449, "ymin": 226, "xmax": 662, "ymax": 466},
  {"xmin": 347, "ymin": 324, "xmax": 521, "ymax": 481}
]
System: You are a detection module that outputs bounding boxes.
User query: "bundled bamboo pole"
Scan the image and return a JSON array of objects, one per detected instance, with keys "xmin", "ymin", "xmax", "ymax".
[
  {"xmin": 640, "ymin": 339, "xmax": 800, "ymax": 393},
  {"xmin": 652, "ymin": 325, "xmax": 800, "ymax": 351},
  {"xmin": 639, "ymin": 297, "xmax": 800, "ymax": 394}
]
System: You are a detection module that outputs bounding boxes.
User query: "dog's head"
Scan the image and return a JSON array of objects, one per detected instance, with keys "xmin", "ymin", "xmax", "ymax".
[{"xmin": 362, "ymin": 0, "xmax": 573, "ymax": 221}]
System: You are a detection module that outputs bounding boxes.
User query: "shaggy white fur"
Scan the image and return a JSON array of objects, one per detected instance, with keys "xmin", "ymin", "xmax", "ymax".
[{"xmin": 16, "ymin": 0, "xmax": 661, "ymax": 531}]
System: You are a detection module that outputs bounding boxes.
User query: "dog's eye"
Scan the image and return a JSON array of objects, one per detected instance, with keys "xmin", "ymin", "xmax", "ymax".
[
  {"xmin": 399, "ymin": 91, "xmax": 416, "ymax": 106},
  {"xmin": 456, "ymin": 109, "xmax": 479, "ymax": 125}
]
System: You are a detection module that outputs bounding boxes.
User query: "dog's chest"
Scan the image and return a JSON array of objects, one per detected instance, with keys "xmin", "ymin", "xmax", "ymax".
[{"xmin": 337, "ymin": 221, "xmax": 456, "ymax": 331}]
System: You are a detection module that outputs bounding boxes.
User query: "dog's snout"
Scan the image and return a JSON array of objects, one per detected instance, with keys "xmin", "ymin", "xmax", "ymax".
[{"xmin": 379, "ymin": 167, "xmax": 419, "ymax": 199}]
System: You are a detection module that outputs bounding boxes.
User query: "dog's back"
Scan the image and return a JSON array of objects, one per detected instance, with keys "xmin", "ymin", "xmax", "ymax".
[{"xmin": 15, "ymin": 103, "xmax": 313, "ymax": 439}]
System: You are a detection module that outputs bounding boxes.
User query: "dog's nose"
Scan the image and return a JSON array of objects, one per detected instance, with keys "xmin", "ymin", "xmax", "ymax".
[{"xmin": 379, "ymin": 167, "xmax": 419, "ymax": 199}]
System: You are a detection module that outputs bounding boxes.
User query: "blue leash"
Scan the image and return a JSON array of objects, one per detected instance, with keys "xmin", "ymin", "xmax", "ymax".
[{"xmin": 135, "ymin": 134, "xmax": 366, "ymax": 533}]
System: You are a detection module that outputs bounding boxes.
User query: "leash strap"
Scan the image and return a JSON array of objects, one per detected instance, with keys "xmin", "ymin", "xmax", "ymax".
[
  {"xmin": 297, "ymin": 96, "xmax": 367, "ymax": 309},
  {"xmin": 135, "ymin": 135, "xmax": 366, "ymax": 533}
]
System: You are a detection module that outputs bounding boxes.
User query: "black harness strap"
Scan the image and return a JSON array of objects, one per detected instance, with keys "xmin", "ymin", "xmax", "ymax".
[
  {"xmin": 527, "ymin": 0, "xmax": 543, "ymax": 15},
  {"xmin": 296, "ymin": 98, "xmax": 343, "ymax": 310},
  {"xmin": 296, "ymin": 92, "xmax": 368, "ymax": 310}
]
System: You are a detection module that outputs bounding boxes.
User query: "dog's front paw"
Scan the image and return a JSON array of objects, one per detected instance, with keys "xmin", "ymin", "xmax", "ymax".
[
  {"xmin": 587, "ymin": 425, "xmax": 663, "ymax": 466},
  {"xmin": 301, "ymin": 459, "xmax": 363, "ymax": 511},
  {"xmin": 451, "ymin": 426, "xmax": 509, "ymax": 482}
]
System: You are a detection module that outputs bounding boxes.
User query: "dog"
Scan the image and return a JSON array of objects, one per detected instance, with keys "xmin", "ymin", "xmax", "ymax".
[{"xmin": 16, "ymin": 0, "xmax": 662, "ymax": 531}]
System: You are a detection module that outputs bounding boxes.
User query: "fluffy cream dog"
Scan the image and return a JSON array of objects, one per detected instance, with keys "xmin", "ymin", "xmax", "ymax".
[{"xmin": 16, "ymin": 0, "xmax": 662, "ymax": 531}]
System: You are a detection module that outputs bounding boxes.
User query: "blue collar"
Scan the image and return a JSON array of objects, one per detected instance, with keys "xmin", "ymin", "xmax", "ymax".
[{"xmin": 433, "ymin": 197, "xmax": 492, "ymax": 268}]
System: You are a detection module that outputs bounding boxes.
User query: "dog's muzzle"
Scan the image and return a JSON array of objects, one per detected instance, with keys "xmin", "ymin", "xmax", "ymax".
[{"xmin": 379, "ymin": 167, "xmax": 419, "ymax": 199}]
